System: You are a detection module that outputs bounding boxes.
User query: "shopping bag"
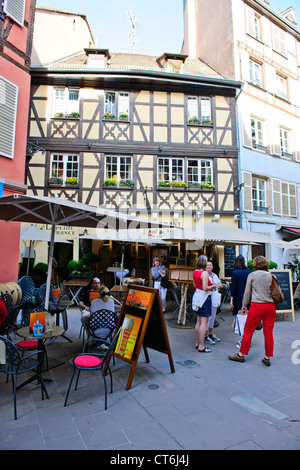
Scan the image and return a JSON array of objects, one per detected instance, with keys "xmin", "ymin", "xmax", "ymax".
[{"xmin": 234, "ymin": 313, "xmax": 247, "ymax": 336}]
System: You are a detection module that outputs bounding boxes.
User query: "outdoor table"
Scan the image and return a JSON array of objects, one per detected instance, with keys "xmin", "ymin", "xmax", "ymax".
[
  {"xmin": 110, "ymin": 284, "xmax": 127, "ymax": 301},
  {"xmin": 48, "ymin": 300, "xmax": 74, "ymax": 343},
  {"xmin": 16, "ymin": 325, "xmax": 65, "ymax": 385},
  {"xmin": 63, "ymin": 278, "xmax": 91, "ymax": 304}
]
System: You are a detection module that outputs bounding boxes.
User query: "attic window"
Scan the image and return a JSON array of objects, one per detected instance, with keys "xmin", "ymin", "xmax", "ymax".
[
  {"xmin": 3, "ymin": 0, "xmax": 25, "ymax": 27},
  {"xmin": 156, "ymin": 53, "xmax": 187, "ymax": 72},
  {"xmin": 84, "ymin": 48, "xmax": 110, "ymax": 68}
]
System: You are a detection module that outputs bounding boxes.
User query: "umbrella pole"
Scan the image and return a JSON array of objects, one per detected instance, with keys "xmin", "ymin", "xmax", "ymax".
[
  {"xmin": 26, "ymin": 240, "xmax": 32, "ymax": 275},
  {"xmin": 45, "ymin": 224, "xmax": 55, "ymax": 310}
]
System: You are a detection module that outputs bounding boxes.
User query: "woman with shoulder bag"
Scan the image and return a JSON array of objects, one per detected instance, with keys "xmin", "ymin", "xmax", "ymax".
[{"xmin": 228, "ymin": 256, "xmax": 279, "ymax": 366}]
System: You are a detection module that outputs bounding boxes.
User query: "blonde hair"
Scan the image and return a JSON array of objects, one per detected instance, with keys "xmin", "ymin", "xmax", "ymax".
[
  {"xmin": 253, "ymin": 256, "xmax": 269, "ymax": 271},
  {"xmin": 99, "ymin": 285, "xmax": 110, "ymax": 302}
]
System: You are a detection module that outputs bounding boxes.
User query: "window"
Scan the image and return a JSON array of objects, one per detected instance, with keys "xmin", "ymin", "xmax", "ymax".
[
  {"xmin": 272, "ymin": 25, "xmax": 286, "ymax": 56},
  {"xmin": 243, "ymin": 172, "xmax": 269, "ymax": 213},
  {"xmin": 272, "ymin": 179, "xmax": 297, "ymax": 217},
  {"xmin": 53, "ymin": 88, "xmax": 79, "ymax": 117},
  {"xmin": 252, "ymin": 177, "xmax": 267, "ymax": 212},
  {"xmin": 50, "ymin": 153, "xmax": 79, "ymax": 182},
  {"xmin": 251, "ymin": 117, "xmax": 266, "ymax": 152},
  {"xmin": 104, "ymin": 91, "xmax": 129, "ymax": 119},
  {"xmin": 280, "ymin": 128, "xmax": 292, "ymax": 159},
  {"xmin": 0, "ymin": 76, "xmax": 18, "ymax": 159},
  {"xmin": 3, "ymin": 0, "xmax": 25, "ymax": 27},
  {"xmin": 276, "ymin": 74, "xmax": 287, "ymax": 100},
  {"xmin": 158, "ymin": 157, "xmax": 213, "ymax": 187},
  {"xmin": 187, "ymin": 96, "xmax": 212, "ymax": 122},
  {"xmin": 187, "ymin": 159, "xmax": 212, "ymax": 185},
  {"xmin": 249, "ymin": 59, "xmax": 263, "ymax": 87},
  {"xmin": 158, "ymin": 158, "xmax": 183, "ymax": 182},
  {"xmin": 105, "ymin": 156, "xmax": 132, "ymax": 181},
  {"xmin": 247, "ymin": 8, "xmax": 261, "ymax": 41}
]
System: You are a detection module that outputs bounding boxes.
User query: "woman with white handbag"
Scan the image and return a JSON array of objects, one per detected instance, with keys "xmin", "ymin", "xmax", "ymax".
[{"xmin": 205, "ymin": 260, "xmax": 222, "ymax": 344}]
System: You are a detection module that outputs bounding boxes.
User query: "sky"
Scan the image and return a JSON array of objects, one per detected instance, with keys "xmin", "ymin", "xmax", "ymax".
[{"xmin": 36, "ymin": 0, "xmax": 300, "ymax": 56}]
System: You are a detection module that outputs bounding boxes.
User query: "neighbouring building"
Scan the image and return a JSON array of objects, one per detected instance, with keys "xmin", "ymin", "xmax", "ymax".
[
  {"xmin": 0, "ymin": 0, "xmax": 36, "ymax": 282},
  {"xmin": 26, "ymin": 7, "xmax": 242, "ymax": 283},
  {"xmin": 183, "ymin": 0, "xmax": 300, "ymax": 270}
]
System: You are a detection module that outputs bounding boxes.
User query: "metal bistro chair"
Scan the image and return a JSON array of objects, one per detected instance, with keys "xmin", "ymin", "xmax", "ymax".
[
  {"xmin": 16, "ymin": 307, "xmax": 49, "ymax": 370},
  {"xmin": 0, "ymin": 335, "xmax": 49, "ymax": 420},
  {"xmin": 64, "ymin": 328, "xmax": 121, "ymax": 410},
  {"xmin": 294, "ymin": 283, "xmax": 300, "ymax": 311},
  {"xmin": 35, "ymin": 283, "xmax": 54, "ymax": 308}
]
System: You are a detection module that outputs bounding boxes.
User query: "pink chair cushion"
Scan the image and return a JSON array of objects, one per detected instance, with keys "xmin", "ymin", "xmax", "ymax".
[
  {"xmin": 17, "ymin": 340, "xmax": 38, "ymax": 348},
  {"xmin": 74, "ymin": 355, "xmax": 102, "ymax": 367}
]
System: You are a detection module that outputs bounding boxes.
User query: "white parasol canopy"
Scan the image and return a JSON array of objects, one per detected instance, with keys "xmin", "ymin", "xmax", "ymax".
[{"xmin": 0, "ymin": 194, "xmax": 172, "ymax": 308}]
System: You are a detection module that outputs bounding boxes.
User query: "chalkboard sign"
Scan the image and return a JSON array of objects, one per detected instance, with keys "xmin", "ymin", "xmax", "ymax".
[
  {"xmin": 270, "ymin": 269, "xmax": 294, "ymax": 322},
  {"xmin": 111, "ymin": 285, "xmax": 175, "ymax": 389},
  {"xmin": 224, "ymin": 246, "xmax": 236, "ymax": 277}
]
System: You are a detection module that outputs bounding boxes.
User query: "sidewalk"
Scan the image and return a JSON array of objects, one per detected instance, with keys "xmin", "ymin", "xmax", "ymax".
[{"xmin": 1, "ymin": 301, "xmax": 300, "ymax": 450}]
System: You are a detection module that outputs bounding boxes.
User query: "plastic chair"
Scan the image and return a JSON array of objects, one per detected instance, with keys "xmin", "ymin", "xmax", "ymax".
[
  {"xmin": 0, "ymin": 335, "xmax": 49, "ymax": 420},
  {"xmin": 64, "ymin": 328, "xmax": 120, "ymax": 410}
]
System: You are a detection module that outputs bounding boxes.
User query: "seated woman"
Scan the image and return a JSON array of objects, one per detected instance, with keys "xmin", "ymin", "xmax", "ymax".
[{"xmin": 82, "ymin": 286, "xmax": 119, "ymax": 349}]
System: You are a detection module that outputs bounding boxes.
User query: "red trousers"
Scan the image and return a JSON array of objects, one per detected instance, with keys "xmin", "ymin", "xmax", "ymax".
[{"xmin": 240, "ymin": 302, "xmax": 276, "ymax": 357}]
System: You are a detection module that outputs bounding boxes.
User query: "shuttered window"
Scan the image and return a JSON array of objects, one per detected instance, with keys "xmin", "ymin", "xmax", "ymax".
[
  {"xmin": 3, "ymin": 0, "xmax": 25, "ymax": 27},
  {"xmin": 272, "ymin": 179, "xmax": 297, "ymax": 217},
  {"xmin": 0, "ymin": 76, "xmax": 18, "ymax": 159}
]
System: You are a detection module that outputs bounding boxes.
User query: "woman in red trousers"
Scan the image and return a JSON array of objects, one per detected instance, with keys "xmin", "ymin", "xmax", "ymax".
[{"xmin": 228, "ymin": 256, "xmax": 277, "ymax": 366}]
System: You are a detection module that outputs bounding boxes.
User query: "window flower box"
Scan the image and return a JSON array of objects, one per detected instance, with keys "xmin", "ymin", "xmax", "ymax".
[
  {"xmin": 104, "ymin": 178, "xmax": 118, "ymax": 187},
  {"xmin": 119, "ymin": 178, "xmax": 134, "ymax": 188},
  {"xmin": 48, "ymin": 177, "xmax": 63, "ymax": 186},
  {"xmin": 65, "ymin": 177, "xmax": 79, "ymax": 186},
  {"xmin": 103, "ymin": 113, "xmax": 117, "ymax": 121},
  {"xmin": 158, "ymin": 181, "xmax": 187, "ymax": 189}
]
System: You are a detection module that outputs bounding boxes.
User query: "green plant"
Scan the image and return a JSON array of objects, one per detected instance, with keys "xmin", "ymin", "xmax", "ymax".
[
  {"xmin": 119, "ymin": 113, "xmax": 129, "ymax": 119},
  {"xmin": 82, "ymin": 253, "xmax": 99, "ymax": 267},
  {"xmin": 65, "ymin": 177, "xmax": 79, "ymax": 185},
  {"xmin": 201, "ymin": 182, "xmax": 215, "ymax": 189},
  {"xmin": 202, "ymin": 119, "xmax": 212, "ymax": 124},
  {"xmin": 103, "ymin": 112, "xmax": 116, "ymax": 119},
  {"xmin": 247, "ymin": 259, "xmax": 278, "ymax": 271},
  {"xmin": 104, "ymin": 178, "xmax": 117, "ymax": 186},
  {"xmin": 49, "ymin": 177, "xmax": 63, "ymax": 184},
  {"xmin": 119, "ymin": 178, "xmax": 134, "ymax": 187},
  {"xmin": 66, "ymin": 111, "xmax": 80, "ymax": 118},
  {"xmin": 67, "ymin": 259, "xmax": 83, "ymax": 273},
  {"xmin": 54, "ymin": 112, "xmax": 64, "ymax": 118},
  {"xmin": 189, "ymin": 116, "xmax": 200, "ymax": 123}
]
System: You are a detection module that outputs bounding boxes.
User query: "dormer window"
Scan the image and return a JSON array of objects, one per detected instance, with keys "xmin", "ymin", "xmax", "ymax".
[
  {"xmin": 156, "ymin": 53, "xmax": 187, "ymax": 73},
  {"xmin": 84, "ymin": 48, "xmax": 110, "ymax": 68}
]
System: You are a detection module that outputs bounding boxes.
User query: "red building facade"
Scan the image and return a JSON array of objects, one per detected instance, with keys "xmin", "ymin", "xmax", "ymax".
[{"xmin": 0, "ymin": 0, "xmax": 36, "ymax": 281}]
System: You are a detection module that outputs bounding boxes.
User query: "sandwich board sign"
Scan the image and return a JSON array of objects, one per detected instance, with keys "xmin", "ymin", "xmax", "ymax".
[{"xmin": 111, "ymin": 285, "xmax": 175, "ymax": 390}]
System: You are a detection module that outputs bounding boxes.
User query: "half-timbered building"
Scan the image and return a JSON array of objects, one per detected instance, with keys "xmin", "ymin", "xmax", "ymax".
[{"xmin": 26, "ymin": 8, "xmax": 242, "ymax": 282}]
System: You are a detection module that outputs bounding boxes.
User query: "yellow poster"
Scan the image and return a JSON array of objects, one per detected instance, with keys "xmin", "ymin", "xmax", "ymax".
[{"xmin": 115, "ymin": 314, "xmax": 142, "ymax": 360}]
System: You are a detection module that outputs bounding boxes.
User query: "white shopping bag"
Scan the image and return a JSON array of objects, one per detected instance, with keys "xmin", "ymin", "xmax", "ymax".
[{"xmin": 234, "ymin": 313, "xmax": 247, "ymax": 336}]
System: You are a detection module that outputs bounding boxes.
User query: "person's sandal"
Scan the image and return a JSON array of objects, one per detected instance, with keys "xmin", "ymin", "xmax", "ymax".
[
  {"xmin": 262, "ymin": 357, "xmax": 271, "ymax": 367},
  {"xmin": 198, "ymin": 346, "xmax": 212, "ymax": 353}
]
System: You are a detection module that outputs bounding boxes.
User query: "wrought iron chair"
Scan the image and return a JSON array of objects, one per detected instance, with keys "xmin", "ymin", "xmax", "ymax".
[
  {"xmin": 294, "ymin": 283, "xmax": 300, "ymax": 311},
  {"xmin": 64, "ymin": 328, "xmax": 120, "ymax": 410},
  {"xmin": 16, "ymin": 307, "xmax": 49, "ymax": 370},
  {"xmin": 0, "ymin": 300, "xmax": 19, "ymax": 340},
  {"xmin": 0, "ymin": 335, "xmax": 49, "ymax": 420}
]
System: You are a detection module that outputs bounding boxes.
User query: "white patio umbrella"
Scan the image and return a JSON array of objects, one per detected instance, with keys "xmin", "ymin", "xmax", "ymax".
[
  {"xmin": 276, "ymin": 239, "xmax": 300, "ymax": 249},
  {"xmin": 20, "ymin": 224, "xmax": 71, "ymax": 274},
  {"xmin": 0, "ymin": 194, "xmax": 172, "ymax": 308},
  {"xmin": 161, "ymin": 222, "xmax": 281, "ymax": 246},
  {"xmin": 79, "ymin": 229, "xmax": 171, "ymax": 283}
]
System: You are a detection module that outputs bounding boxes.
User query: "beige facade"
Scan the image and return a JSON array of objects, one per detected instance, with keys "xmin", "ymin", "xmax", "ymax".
[{"xmin": 25, "ymin": 8, "xmax": 242, "ymax": 282}]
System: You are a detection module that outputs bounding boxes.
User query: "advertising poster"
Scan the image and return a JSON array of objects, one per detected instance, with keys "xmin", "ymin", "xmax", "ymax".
[
  {"xmin": 125, "ymin": 288, "xmax": 151, "ymax": 310},
  {"xmin": 115, "ymin": 314, "xmax": 142, "ymax": 360}
]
